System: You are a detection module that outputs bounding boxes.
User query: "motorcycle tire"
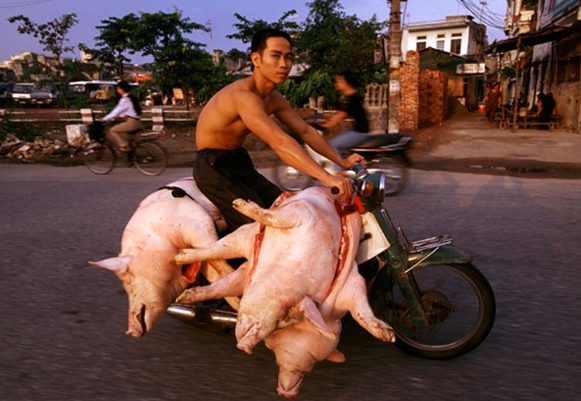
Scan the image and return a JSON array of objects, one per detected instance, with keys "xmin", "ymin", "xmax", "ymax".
[
  {"xmin": 383, "ymin": 262, "xmax": 496, "ymax": 360},
  {"xmin": 274, "ymin": 162, "xmax": 313, "ymax": 191},
  {"xmin": 367, "ymin": 156, "xmax": 409, "ymax": 196}
]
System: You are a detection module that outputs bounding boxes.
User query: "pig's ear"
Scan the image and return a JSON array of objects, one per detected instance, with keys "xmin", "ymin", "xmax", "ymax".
[
  {"xmin": 89, "ymin": 256, "xmax": 133, "ymax": 273},
  {"xmin": 298, "ymin": 297, "xmax": 336, "ymax": 341}
]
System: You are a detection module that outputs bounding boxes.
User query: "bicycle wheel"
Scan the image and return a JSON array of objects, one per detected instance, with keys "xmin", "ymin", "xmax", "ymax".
[
  {"xmin": 384, "ymin": 262, "xmax": 496, "ymax": 359},
  {"xmin": 367, "ymin": 156, "xmax": 409, "ymax": 196},
  {"xmin": 132, "ymin": 141, "xmax": 167, "ymax": 176},
  {"xmin": 82, "ymin": 142, "xmax": 116, "ymax": 175}
]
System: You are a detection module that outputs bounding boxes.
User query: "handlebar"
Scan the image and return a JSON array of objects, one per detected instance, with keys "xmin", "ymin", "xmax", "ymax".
[{"xmin": 330, "ymin": 163, "xmax": 367, "ymax": 195}]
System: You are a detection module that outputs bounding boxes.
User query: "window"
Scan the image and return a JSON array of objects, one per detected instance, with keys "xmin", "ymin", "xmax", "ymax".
[
  {"xmin": 436, "ymin": 40, "xmax": 445, "ymax": 51},
  {"xmin": 451, "ymin": 33, "xmax": 462, "ymax": 54},
  {"xmin": 416, "ymin": 35, "xmax": 427, "ymax": 51}
]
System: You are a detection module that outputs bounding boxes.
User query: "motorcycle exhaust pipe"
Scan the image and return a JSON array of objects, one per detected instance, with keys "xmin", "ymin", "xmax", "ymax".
[{"xmin": 166, "ymin": 303, "xmax": 238, "ymax": 329}]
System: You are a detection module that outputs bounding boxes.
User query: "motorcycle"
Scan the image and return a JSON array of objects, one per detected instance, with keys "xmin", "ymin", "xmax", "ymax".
[
  {"xmin": 274, "ymin": 114, "xmax": 413, "ymax": 196},
  {"xmin": 167, "ymin": 165, "xmax": 496, "ymax": 360}
]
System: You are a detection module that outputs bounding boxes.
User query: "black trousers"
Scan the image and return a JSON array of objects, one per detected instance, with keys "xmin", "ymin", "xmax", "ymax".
[{"xmin": 193, "ymin": 148, "xmax": 282, "ymax": 232}]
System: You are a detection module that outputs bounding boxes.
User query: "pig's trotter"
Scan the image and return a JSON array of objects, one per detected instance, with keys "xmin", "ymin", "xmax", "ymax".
[
  {"xmin": 369, "ymin": 320, "xmax": 396, "ymax": 343},
  {"xmin": 176, "ymin": 287, "xmax": 205, "ymax": 303}
]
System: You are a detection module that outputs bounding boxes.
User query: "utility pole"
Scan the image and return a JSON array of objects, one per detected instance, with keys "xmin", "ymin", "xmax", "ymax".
[{"xmin": 387, "ymin": 0, "xmax": 403, "ymax": 133}]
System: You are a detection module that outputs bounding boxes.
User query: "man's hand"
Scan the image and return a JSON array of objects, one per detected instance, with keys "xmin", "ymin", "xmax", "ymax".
[
  {"xmin": 321, "ymin": 174, "xmax": 352, "ymax": 196},
  {"xmin": 346, "ymin": 153, "xmax": 364, "ymax": 166}
]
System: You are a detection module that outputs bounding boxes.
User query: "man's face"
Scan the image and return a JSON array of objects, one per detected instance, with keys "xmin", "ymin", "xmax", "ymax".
[
  {"xmin": 334, "ymin": 75, "xmax": 348, "ymax": 92},
  {"xmin": 253, "ymin": 37, "xmax": 293, "ymax": 85}
]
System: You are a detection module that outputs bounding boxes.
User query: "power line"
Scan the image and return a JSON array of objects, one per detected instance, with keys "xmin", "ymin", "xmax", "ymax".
[
  {"xmin": 0, "ymin": 0, "xmax": 57, "ymax": 9},
  {"xmin": 457, "ymin": 0, "xmax": 506, "ymax": 29}
]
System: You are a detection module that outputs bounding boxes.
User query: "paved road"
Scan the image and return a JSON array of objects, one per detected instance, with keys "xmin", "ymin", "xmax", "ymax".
[{"xmin": 1, "ymin": 165, "xmax": 580, "ymax": 400}]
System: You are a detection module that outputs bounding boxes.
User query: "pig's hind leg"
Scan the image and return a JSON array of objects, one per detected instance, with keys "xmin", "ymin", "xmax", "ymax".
[
  {"xmin": 177, "ymin": 262, "xmax": 249, "ymax": 303},
  {"xmin": 174, "ymin": 223, "xmax": 257, "ymax": 265},
  {"xmin": 337, "ymin": 267, "xmax": 396, "ymax": 343}
]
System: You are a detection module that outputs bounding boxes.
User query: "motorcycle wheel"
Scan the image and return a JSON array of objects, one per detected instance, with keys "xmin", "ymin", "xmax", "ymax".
[
  {"xmin": 274, "ymin": 162, "xmax": 313, "ymax": 191},
  {"xmin": 387, "ymin": 262, "xmax": 496, "ymax": 359},
  {"xmin": 367, "ymin": 156, "xmax": 409, "ymax": 196}
]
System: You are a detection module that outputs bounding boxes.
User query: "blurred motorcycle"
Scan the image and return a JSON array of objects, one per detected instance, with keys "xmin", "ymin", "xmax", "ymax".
[{"xmin": 274, "ymin": 114, "xmax": 412, "ymax": 195}]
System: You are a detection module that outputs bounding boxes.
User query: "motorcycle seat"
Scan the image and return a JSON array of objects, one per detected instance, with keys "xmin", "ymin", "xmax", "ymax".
[{"xmin": 352, "ymin": 133, "xmax": 410, "ymax": 149}]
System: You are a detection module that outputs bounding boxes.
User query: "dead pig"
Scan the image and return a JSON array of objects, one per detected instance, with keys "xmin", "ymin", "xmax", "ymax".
[{"xmin": 91, "ymin": 177, "xmax": 236, "ymax": 338}]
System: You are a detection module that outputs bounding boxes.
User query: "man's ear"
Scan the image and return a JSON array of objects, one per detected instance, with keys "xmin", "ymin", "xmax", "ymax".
[{"xmin": 251, "ymin": 52, "xmax": 260, "ymax": 68}]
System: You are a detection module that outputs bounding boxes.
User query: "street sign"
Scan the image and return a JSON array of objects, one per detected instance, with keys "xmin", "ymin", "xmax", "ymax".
[{"xmin": 456, "ymin": 63, "xmax": 486, "ymax": 74}]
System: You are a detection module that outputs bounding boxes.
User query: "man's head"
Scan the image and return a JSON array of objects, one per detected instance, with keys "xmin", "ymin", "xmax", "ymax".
[
  {"xmin": 116, "ymin": 80, "xmax": 132, "ymax": 95},
  {"xmin": 250, "ymin": 29, "xmax": 293, "ymax": 78},
  {"xmin": 334, "ymin": 71, "xmax": 360, "ymax": 93},
  {"xmin": 251, "ymin": 28, "xmax": 293, "ymax": 55}
]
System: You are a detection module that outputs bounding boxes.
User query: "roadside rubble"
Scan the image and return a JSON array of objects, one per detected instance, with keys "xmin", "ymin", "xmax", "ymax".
[{"xmin": 0, "ymin": 133, "xmax": 72, "ymax": 162}]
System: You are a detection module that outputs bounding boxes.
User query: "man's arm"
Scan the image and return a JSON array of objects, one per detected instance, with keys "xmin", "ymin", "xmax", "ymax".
[
  {"xmin": 274, "ymin": 105, "xmax": 357, "ymax": 169},
  {"xmin": 235, "ymin": 91, "xmax": 352, "ymax": 195}
]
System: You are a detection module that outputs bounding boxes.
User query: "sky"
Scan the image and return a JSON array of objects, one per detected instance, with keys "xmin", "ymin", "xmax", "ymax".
[{"xmin": 0, "ymin": 0, "xmax": 509, "ymax": 63}]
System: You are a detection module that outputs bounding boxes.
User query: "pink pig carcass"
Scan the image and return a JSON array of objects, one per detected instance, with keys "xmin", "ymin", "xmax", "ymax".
[
  {"xmin": 175, "ymin": 186, "xmax": 395, "ymax": 398},
  {"xmin": 90, "ymin": 178, "xmax": 237, "ymax": 338}
]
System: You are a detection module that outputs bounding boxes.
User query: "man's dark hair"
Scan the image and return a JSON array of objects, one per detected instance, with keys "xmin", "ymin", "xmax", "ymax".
[
  {"xmin": 251, "ymin": 28, "xmax": 293, "ymax": 54},
  {"xmin": 116, "ymin": 80, "xmax": 141, "ymax": 116},
  {"xmin": 117, "ymin": 80, "xmax": 132, "ymax": 93},
  {"xmin": 337, "ymin": 70, "xmax": 361, "ymax": 90}
]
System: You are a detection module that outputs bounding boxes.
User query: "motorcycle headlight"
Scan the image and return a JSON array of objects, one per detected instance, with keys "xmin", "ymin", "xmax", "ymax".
[{"xmin": 361, "ymin": 180, "xmax": 375, "ymax": 197}]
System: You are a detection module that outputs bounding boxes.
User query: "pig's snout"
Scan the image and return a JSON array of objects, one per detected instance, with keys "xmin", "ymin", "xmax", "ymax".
[
  {"xmin": 277, "ymin": 370, "xmax": 304, "ymax": 399},
  {"xmin": 126, "ymin": 305, "xmax": 147, "ymax": 338}
]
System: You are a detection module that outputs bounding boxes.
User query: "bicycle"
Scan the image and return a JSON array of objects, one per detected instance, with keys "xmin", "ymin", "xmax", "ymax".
[{"xmin": 81, "ymin": 123, "xmax": 168, "ymax": 176}]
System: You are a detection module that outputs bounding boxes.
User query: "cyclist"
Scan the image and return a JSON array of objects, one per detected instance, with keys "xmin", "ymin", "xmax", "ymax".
[{"xmin": 100, "ymin": 80, "xmax": 142, "ymax": 153}]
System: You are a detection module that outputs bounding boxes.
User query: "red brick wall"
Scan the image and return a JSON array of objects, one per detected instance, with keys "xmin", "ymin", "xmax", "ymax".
[
  {"xmin": 400, "ymin": 51, "xmax": 420, "ymax": 131},
  {"xmin": 418, "ymin": 70, "xmax": 449, "ymax": 128},
  {"xmin": 400, "ymin": 50, "xmax": 450, "ymax": 129}
]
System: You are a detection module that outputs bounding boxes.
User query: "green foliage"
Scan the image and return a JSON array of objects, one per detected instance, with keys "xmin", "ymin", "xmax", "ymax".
[
  {"xmin": 501, "ymin": 66, "xmax": 516, "ymax": 79},
  {"xmin": 296, "ymin": 0, "xmax": 385, "ymax": 83},
  {"xmin": 7, "ymin": 13, "xmax": 79, "ymax": 65},
  {"xmin": 296, "ymin": 71, "xmax": 336, "ymax": 107},
  {"xmin": 79, "ymin": 14, "xmax": 139, "ymax": 77},
  {"xmin": 61, "ymin": 57, "xmax": 99, "ymax": 82},
  {"xmin": 8, "ymin": 13, "xmax": 79, "ymax": 108},
  {"xmin": 130, "ymin": 10, "xmax": 208, "ymax": 59},
  {"xmin": 0, "ymin": 114, "xmax": 40, "ymax": 142},
  {"xmin": 226, "ymin": 11, "xmax": 301, "ymax": 49}
]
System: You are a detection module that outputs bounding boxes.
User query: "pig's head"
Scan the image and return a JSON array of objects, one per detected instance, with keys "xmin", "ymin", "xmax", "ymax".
[
  {"xmin": 265, "ymin": 321, "xmax": 345, "ymax": 398},
  {"xmin": 91, "ymin": 253, "xmax": 189, "ymax": 338}
]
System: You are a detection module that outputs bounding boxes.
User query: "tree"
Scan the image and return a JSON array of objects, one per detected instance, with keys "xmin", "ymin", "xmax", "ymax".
[
  {"xmin": 7, "ymin": 13, "xmax": 79, "ymax": 80},
  {"xmin": 297, "ymin": 0, "xmax": 384, "ymax": 86},
  {"xmin": 79, "ymin": 14, "xmax": 140, "ymax": 78},
  {"xmin": 228, "ymin": 1, "xmax": 385, "ymax": 107},
  {"xmin": 227, "ymin": 11, "xmax": 301, "ymax": 49},
  {"xmin": 129, "ymin": 10, "xmax": 217, "ymax": 106}
]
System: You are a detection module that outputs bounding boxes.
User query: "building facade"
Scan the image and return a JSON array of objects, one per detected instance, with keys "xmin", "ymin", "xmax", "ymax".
[
  {"xmin": 487, "ymin": 0, "xmax": 581, "ymax": 131},
  {"xmin": 402, "ymin": 15, "xmax": 488, "ymax": 59}
]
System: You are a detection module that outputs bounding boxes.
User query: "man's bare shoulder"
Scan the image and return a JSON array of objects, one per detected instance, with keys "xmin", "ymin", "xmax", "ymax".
[{"xmin": 215, "ymin": 78, "xmax": 255, "ymax": 99}]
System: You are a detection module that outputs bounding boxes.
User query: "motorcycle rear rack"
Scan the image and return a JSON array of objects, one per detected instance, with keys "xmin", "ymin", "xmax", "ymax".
[{"xmin": 399, "ymin": 225, "xmax": 453, "ymax": 253}]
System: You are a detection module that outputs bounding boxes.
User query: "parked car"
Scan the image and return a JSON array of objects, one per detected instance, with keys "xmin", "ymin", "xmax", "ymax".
[
  {"xmin": 67, "ymin": 81, "xmax": 117, "ymax": 103},
  {"xmin": 0, "ymin": 82, "xmax": 13, "ymax": 106},
  {"xmin": 11, "ymin": 82, "xmax": 60, "ymax": 107}
]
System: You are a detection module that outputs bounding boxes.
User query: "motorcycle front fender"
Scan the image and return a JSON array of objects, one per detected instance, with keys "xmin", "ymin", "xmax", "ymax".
[{"xmin": 407, "ymin": 245, "xmax": 472, "ymax": 268}]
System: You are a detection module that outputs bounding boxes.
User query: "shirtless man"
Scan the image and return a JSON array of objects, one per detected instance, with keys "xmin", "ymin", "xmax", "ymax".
[{"xmin": 193, "ymin": 28, "xmax": 360, "ymax": 231}]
